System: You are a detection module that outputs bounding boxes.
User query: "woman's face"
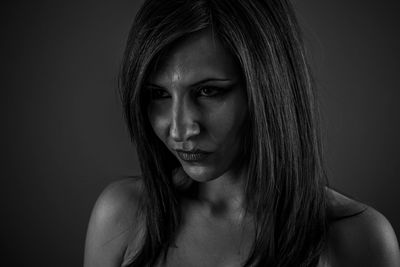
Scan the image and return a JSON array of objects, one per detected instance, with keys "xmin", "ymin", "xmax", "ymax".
[{"xmin": 146, "ymin": 30, "xmax": 248, "ymax": 182}]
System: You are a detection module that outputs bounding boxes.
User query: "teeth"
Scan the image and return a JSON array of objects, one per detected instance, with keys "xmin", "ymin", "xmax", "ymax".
[{"xmin": 177, "ymin": 151, "xmax": 207, "ymax": 161}]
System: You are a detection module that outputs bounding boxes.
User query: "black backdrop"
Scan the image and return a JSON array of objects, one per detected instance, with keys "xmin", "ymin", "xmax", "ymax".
[{"xmin": 2, "ymin": 1, "xmax": 399, "ymax": 266}]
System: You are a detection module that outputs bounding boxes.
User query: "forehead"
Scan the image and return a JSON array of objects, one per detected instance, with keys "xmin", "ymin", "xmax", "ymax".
[{"xmin": 149, "ymin": 29, "xmax": 241, "ymax": 86}]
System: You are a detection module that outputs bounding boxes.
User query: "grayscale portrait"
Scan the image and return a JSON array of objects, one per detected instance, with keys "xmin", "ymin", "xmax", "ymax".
[{"xmin": 3, "ymin": 0, "xmax": 400, "ymax": 266}]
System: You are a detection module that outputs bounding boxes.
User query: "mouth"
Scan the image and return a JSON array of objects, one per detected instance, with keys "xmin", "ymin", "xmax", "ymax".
[{"xmin": 175, "ymin": 149, "xmax": 211, "ymax": 162}]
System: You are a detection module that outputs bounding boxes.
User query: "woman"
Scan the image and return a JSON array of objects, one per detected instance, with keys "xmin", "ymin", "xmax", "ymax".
[{"xmin": 84, "ymin": 0, "xmax": 400, "ymax": 266}]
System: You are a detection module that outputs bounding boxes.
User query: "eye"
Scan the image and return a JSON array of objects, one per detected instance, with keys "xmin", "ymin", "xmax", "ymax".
[
  {"xmin": 148, "ymin": 87, "xmax": 170, "ymax": 100},
  {"xmin": 197, "ymin": 86, "xmax": 225, "ymax": 97}
]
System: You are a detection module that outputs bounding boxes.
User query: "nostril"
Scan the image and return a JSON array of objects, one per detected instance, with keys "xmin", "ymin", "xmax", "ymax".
[{"xmin": 170, "ymin": 121, "xmax": 200, "ymax": 141}]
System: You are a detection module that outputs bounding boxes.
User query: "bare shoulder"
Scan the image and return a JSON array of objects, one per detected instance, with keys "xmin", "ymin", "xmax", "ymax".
[
  {"xmin": 324, "ymin": 188, "xmax": 400, "ymax": 267},
  {"xmin": 84, "ymin": 177, "xmax": 146, "ymax": 267}
]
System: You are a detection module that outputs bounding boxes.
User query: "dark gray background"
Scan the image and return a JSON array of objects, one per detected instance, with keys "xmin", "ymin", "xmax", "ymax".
[{"xmin": 2, "ymin": 1, "xmax": 399, "ymax": 266}]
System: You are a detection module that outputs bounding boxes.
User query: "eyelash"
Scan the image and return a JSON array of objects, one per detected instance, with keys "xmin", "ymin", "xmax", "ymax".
[
  {"xmin": 196, "ymin": 86, "xmax": 227, "ymax": 97},
  {"xmin": 148, "ymin": 86, "xmax": 228, "ymax": 100},
  {"xmin": 148, "ymin": 88, "xmax": 169, "ymax": 99}
]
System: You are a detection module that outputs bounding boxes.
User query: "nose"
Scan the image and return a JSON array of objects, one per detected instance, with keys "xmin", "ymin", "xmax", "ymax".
[{"xmin": 170, "ymin": 98, "xmax": 200, "ymax": 142}]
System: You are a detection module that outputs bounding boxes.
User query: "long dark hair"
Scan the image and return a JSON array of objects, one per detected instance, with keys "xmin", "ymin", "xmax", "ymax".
[{"xmin": 119, "ymin": 0, "xmax": 328, "ymax": 266}]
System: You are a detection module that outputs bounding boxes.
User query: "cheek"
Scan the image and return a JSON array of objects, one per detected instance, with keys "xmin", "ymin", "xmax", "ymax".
[
  {"xmin": 205, "ymin": 97, "xmax": 247, "ymax": 143},
  {"xmin": 147, "ymin": 104, "xmax": 169, "ymax": 141}
]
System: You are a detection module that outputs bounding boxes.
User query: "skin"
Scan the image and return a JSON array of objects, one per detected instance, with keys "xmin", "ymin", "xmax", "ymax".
[
  {"xmin": 147, "ymin": 29, "xmax": 248, "ymax": 186},
  {"xmin": 146, "ymin": 29, "xmax": 249, "ymax": 215},
  {"xmin": 84, "ymin": 30, "xmax": 400, "ymax": 267}
]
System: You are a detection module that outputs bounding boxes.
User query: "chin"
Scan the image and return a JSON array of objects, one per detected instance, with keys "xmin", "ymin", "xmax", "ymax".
[{"xmin": 181, "ymin": 164, "xmax": 220, "ymax": 183}]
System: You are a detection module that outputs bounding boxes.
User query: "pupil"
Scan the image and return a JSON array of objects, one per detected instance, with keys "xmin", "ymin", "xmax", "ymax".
[{"xmin": 203, "ymin": 88, "xmax": 212, "ymax": 95}]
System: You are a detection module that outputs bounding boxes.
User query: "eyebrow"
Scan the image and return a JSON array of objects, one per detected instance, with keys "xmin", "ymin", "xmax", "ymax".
[
  {"xmin": 146, "ymin": 78, "xmax": 235, "ymax": 89},
  {"xmin": 190, "ymin": 78, "xmax": 234, "ymax": 87}
]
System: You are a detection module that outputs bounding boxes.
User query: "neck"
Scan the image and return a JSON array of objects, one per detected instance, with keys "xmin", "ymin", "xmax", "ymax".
[{"xmin": 196, "ymin": 165, "xmax": 249, "ymax": 222}]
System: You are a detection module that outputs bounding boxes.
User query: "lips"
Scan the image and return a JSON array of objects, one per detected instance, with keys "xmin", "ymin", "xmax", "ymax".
[{"xmin": 175, "ymin": 149, "xmax": 211, "ymax": 162}]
